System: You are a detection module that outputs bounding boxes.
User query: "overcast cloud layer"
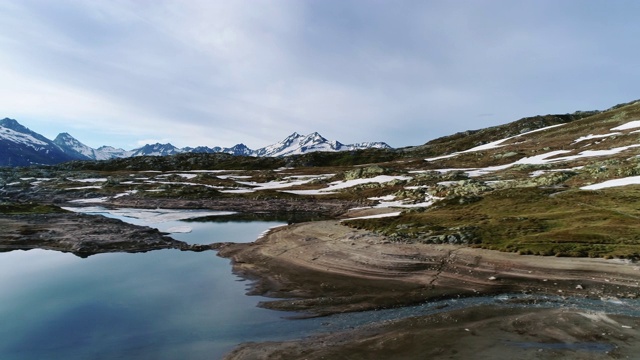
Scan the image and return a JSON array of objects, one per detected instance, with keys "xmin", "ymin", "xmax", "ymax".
[{"xmin": 0, "ymin": 0, "xmax": 638, "ymax": 150}]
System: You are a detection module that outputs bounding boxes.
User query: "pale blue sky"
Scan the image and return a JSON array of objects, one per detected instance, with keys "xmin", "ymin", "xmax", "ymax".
[{"xmin": 0, "ymin": 0, "xmax": 638, "ymax": 150}]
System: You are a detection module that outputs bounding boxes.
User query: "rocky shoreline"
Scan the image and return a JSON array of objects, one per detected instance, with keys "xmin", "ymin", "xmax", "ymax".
[
  {"xmin": 0, "ymin": 196, "xmax": 361, "ymax": 257},
  {"xmin": 0, "ymin": 212, "xmax": 207, "ymax": 257}
]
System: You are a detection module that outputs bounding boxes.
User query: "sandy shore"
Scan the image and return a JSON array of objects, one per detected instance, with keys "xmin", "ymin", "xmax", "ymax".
[
  {"xmin": 218, "ymin": 214, "xmax": 640, "ymax": 315},
  {"xmin": 219, "ymin": 211, "xmax": 640, "ymax": 358}
]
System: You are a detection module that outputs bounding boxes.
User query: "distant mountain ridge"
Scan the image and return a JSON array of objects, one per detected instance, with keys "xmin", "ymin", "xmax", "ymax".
[
  {"xmin": 0, "ymin": 118, "xmax": 77, "ymax": 166},
  {"xmin": 53, "ymin": 132, "xmax": 133, "ymax": 161},
  {"xmin": 0, "ymin": 118, "xmax": 392, "ymax": 166}
]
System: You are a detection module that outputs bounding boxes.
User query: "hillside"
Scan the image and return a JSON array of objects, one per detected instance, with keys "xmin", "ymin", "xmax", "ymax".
[{"xmin": 2, "ymin": 98, "xmax": 640, "ymax": 258}]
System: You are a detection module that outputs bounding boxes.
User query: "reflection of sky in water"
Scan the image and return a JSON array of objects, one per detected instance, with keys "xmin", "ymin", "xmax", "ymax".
[
  {"xmin": 0, "ymin": 220, "xmax": 317, "ymax": 360},
  {"xmin": 64, "ymin": 206, "xmax": 285, "ymax": 244}
]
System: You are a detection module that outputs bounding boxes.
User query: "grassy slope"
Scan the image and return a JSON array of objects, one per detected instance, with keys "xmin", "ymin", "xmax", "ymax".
[{"xmin": 347, "ymin": 186, "xmax": 640, "ymax": 258}]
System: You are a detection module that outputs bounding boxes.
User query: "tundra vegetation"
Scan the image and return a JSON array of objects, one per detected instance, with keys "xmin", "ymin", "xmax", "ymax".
[{"xmin": 2, "ymin": 99, "xmax": 640, "ymax": 259}]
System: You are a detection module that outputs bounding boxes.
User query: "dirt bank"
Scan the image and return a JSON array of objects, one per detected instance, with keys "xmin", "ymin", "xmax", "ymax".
[{"xmin": 218, "ymin": 218, "xmax": 640, "ymax": 316}]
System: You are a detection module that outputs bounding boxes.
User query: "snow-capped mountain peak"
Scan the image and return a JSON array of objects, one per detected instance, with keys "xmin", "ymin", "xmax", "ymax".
[
  {"xmin": 130, "ymin": 143, "xmax": 183, "ymax": 157},
  {"xmin": 253, "ymin": 132, "xmax": 390, "ymax": 157},
  {"xmin": 0, "ymin": 119, "xmax": 78, "ymax": 166},
  {"xmin": 0, "ymin": 119, "xmax": 392, "ymax": 166},
  {"xmin": 54, "ymin": 132, "xmax": 95, "ymax": 158},
  {"xmin": 54, "ymin": 132, "xmax": 131, "ymax": 160}
]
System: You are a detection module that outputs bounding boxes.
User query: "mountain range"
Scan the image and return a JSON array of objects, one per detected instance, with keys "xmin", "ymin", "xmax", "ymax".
[{"xmin": 0, "ymin": 118, "xmax": 390, "ymax": 167}]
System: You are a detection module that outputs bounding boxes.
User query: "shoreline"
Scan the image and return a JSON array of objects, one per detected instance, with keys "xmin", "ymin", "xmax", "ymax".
[
  {"xmin": 217, "ymin": 212, "xmax": 640, "ymax": 358},
  {"xmin": 0, "ymin": 212, "xmax": 206, "ymax": 257},
  {"xmin": 218, "ymin": 218, "xmax": 640, "ymax": 316},
  {"xmin": 225, "ymin": 305, "xmax": 640, "ymax": 359}
]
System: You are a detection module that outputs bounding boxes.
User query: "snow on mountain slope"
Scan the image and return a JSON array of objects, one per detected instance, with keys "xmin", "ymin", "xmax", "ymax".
[
  {"xmin": 54, "ymin": 133, "xmax": 96, "ymax": 159},
  {"xmin": 1, "ymin": 125, "xmax": 49, "ymax": 151},
  {"xmin": 254, "ymin": 132, "xmax": 391, "ymax": 157},
  {"xmin": 0, "ymin": 118, "xmax": 79, "ymax": 166},
  {"xmin": 94, "ymin": 146, "xmax": 134, "ymax": 160},
  {"xmin": 54, "ymin": 133, "xmax": 132, "ymax": 160},
  {"xmin": 130, "ymin": 143, "xmax": 183, "ymax": 157},
  {"xmin": 0, "ymin": 118, "xmax": 392, "ymax": 166}
]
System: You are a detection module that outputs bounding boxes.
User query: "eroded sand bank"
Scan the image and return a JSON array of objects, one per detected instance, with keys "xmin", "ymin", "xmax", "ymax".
[{"xmin": 218, "ymin": 212, "xmax": 640, "ymax": 359}]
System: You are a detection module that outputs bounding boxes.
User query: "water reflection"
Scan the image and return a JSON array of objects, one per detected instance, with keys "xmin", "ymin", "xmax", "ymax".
[{"xmin": 0, "ymin": 219, "xmax": 314, "ymax": 360}]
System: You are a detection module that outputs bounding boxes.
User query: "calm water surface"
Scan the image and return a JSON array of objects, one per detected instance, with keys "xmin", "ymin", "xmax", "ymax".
[{"xmin": 0, "ymin": 217, "xmax": 316, "ymax": 360}]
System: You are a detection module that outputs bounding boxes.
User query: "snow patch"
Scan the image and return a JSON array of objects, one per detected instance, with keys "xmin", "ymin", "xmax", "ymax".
[
  {"xmin": 580, "ymin": 176, "xmax": 640, "ymax": 190},
  {"xmin": 173, "ymin": 173, "xmax": 198, "ymax": 179},
  {"xmin": 573, "ymin": 133, "xmax": 621, "ymax": 143},
  {"xmin": 63, "ymin": 207, "xmax": 236, "ymax": 223},
  {"xmin": 611, "ymin": 120, "xmax": 640, "ymax": 131},
  {"xmin": 230, "ymin": 174, "xmax": 334, "ymax": 192},
  {"xmin": 368, "ymin": 195, "xmax": 396, "ymax": 201},
  {"xmin": 68, "ymin": 197, "xmax": 109, "ymax": 203},
  {"xmin": 114, "ymin": 190, "xmax": 138, "ymax": 198},
  {"xmin": 281, "ymin": 175, "xmax": 410, "ymax": 195},
  {"xmin": 72, "ymin": 178, "xmax": 107, "ymax": 183},
  {"xmin": 64, "ymin": 185, "xmax": 103, "ymax": 190},
  {"xmin": 342, "ymin": 212, "xmax": 402, "ymax": 221}
]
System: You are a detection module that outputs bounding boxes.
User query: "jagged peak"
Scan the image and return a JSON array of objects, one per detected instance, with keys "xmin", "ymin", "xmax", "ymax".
[
  {"xmin": 0, "ymin": 118, "xmax": 32, "ymax": 134},
  {"xmin": 54, "ymin": 132, "xmax": 78, "ymax": 142}
]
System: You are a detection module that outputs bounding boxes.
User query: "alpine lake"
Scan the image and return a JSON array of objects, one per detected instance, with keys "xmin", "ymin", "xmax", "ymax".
[{"xmin": 2, "ymin": 208, "xmax": 640, "ymax": 359}]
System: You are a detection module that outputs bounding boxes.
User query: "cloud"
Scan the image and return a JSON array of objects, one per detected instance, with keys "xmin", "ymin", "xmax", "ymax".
[{"xmin": 0, "ymin": 1, "xmax": 638, "ymax": 150}]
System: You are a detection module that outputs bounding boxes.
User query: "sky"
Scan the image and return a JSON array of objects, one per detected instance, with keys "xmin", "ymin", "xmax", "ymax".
[{"xmin": 0, "ymin": 0, "xmax": 638, "ymax": 150}]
